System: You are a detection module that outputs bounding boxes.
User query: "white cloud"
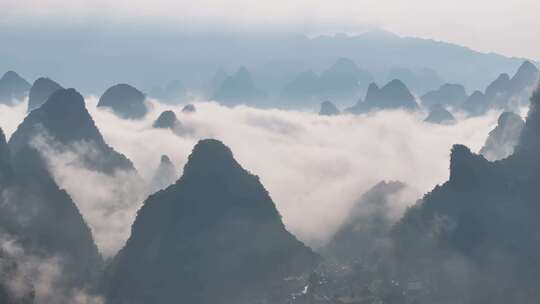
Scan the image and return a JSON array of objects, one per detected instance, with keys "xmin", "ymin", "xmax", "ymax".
[
  {"xmin": 0, "ymin": 232, "xmax": 104, "ymax": 304},
  {"xmin": 88, "ymin": 98, "xmax": 501, "ymax": 248},
  {"xmin": 0, "ymin": 98, "xmax": 503, "ymax": 252}
]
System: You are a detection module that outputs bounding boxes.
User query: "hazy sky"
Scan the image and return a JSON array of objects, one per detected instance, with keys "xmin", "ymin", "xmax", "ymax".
[{"xmin": 2, "ymin": 0, "xmax": 539, "ymax": 60}]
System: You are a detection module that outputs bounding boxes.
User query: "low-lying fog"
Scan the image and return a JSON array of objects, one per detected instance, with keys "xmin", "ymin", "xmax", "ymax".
[{"xmin": 0, "ymin": 98, "xmax": 506, "ymax": 256}]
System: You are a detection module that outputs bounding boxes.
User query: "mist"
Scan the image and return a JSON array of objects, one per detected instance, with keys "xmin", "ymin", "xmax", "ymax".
[
  {"xmin": 2, "ymin": 0, "xmax": 539, "ymax": 61},
  {"xmin": 0, "ymin": 97, "xmax": 502, "ymax": 255},
  {"xmin": 0, "ymin": 232, "xmax": 104, "ymax": 304}
]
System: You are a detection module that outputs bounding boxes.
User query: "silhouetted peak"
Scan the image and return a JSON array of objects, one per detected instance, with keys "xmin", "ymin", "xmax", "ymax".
[
  {"xmin": 153, "ymin": 110, "xmax": 178, "ymax": 129},
  {"xmin": 182, "ymin": 104, "xmax": 196, "ymax": 113},
  {"xmin": 106, "ymin": 137, "xmax": 319, "ymax": 304},
  {"xmin": 9, "ymin": 88, "xmax": 135, "ymax": 173},
  {"xmin": 183, "ymin": 139, "xmax": 240, "ymax": 178},
  {"xmin": 421, "ymin": 83, "xmax": 468, "ymax": 108},
  {"xmin": 510, "ymin": 61, "xmax": 540, "ymax": 92},
  {"xmin": 449, "ymin": 144, "xmax": 490, "ymax": 188},
  {"xmin": 319, "ymin": 100, "xmax": 340, "ymax": 116},
  {"xmin": 42, "ymin": 88, "xmax": 85, "ymax": 113},
  {"xmin": 28, "ymin": 77, "xmax": 64, "ymax": 112},
  {"xmin": 461, "ymin": 90, "xmax": 489, "ymax": 116},
  {"xmin": 0, "ymin": 71, "xmax": 31, "ymax": 104},
  {"xmin": 485, "ymin": 73, "xmax": 511, "ymax": 98},
  {"xmin": 9, "ymin": 88, "xmax": 97, "ymax": 151},
  {"xmin": 365, "ymin": 83, "xmax": 380, "ymax": 101},
  {"xmin": 2, "ymin": 71, "xmax": 16, "ymax": 79},
  {"xmin": 383, "ymin": 79, "xmax": 409, "ymax": 91},
  {"xmin": 1, "ymin": 71, "xmax": 27, "ymax": 83},
  {"xmin": 515, "ymin": 61, "xmax": 539, "ymax": 77},
  {"xmin": 98, "ymin": 83, "xmax": 147, "ymax": 119},
  {"xmin": 450, "ymin": 144, "xmax": 475, "ymax": 165}
]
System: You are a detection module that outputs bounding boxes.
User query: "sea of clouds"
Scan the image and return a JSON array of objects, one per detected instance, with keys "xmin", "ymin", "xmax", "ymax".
[{"xmin": 0, "ymin": 97, "xmax": 504, "ymax": 256}]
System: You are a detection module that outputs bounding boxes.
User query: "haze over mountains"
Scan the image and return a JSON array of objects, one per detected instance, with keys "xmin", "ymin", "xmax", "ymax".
[
  {"xmin": 1, "ymin": 27, "xmax": 535, "ymax": 97},
  {"xmin": 1, "ymin": 23, "xmax": 540, "ymax": 304}
]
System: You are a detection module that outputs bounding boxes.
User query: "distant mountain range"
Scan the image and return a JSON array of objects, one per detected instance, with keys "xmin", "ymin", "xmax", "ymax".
[{"xmin": 1, "ymin": 27, "xmax": 535, "ymax": 99}]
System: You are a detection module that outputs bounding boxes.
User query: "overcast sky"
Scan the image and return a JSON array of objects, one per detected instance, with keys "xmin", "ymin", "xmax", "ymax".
[{"xmin": 1, "ymin": 0, "xmax": 539, "ymax": 60}]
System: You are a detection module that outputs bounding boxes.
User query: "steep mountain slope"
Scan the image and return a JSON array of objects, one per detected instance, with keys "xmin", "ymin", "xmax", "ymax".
[
  {"xmin": 392, "ymin": 82, "xmax": 540, "ymax": 303},
  {"xmin": 105, "ymin": 139, "xmax": 320, "ymax": 304},
  {"xmin": 0, "ymin": 125, "xmax": 102, "ymax": 290},
  {"xmin": 10, "ymin": 88, "xmax": 134, "ymax": 174}
]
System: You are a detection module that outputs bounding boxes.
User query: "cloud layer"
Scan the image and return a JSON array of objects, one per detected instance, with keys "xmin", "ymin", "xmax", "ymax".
[{"xmin": 0, "ymin": 98, "xmax": 503, "ymax": 255}]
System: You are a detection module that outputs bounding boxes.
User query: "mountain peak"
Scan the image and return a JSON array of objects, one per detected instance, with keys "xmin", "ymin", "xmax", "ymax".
[
  {"xmin": 0, "ymin": 71, "xmax": 31, "ymax": 105},
  {"xmin": 42, "ymin": 88, "xmax": 85, "ymax": 112},
  {"xmin": 449, "ymin": 144, "xmax": 490, "ymax": 189},
  {"xmin": 182, "ymin": 103, "xmax": 196, "ymax": 113},
  {"xmin": 153, "ymin": 110, "xmax": 178, "ymax": 129},
  {"xmin": 517, "ymin": 60, "xmax": 539, "ymax": 74},
  {"xmin": 1, "ymin": 71, "xmax": 26, "ymax": 82},
  {"xmin": 28, "ymin": 77, "xmax": 63, "ymax": 112},
  {"xmin": 9, "ymin": 88, "xmax": 134, "ymax": 173},
  {"xmin": 183, "ymin": 139, "xmax": 239, "ymax": 177},
  {"xmin": 106, "ymin": 139, "xmax": 319, "ymax": 304},
  {"xmin": 319, "ymin": 100, "xmax": 340, "ymax": 116},
  {"xmin": 98, "ymin": 84, "xmax": 147, "ymax": 119},
  {"xmin": 510, "ymin": 61, "xmax": 539, "ymax": 90},
  {"xmin": 9, "ymin": 88, "xmax": 97, "ymax": 150}
]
